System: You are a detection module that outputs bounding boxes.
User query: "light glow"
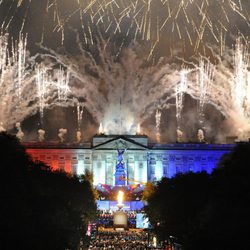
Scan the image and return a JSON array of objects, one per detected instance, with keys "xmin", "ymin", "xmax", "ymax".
[
  {"xmin": 136, "ymin": 123, "xmax": 141, "ymax": 135},
  {"xmin": 99, "ymin": 123, "xmax": 104, "ymax": 134},
  {"xmin": 117, "ymin": 190, "xmax": 124, "ymax": 205}
]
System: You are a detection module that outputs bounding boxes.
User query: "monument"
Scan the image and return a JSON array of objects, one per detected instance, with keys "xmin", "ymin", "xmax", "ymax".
[{"xmin": 114, "ymin": 141, "xmax": 127, "ymax": 186}]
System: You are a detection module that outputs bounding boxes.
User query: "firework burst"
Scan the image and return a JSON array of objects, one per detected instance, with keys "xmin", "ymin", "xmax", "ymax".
[{"xmin": 1, "ymin": 0, "xmax": 249, "ymax": 58}]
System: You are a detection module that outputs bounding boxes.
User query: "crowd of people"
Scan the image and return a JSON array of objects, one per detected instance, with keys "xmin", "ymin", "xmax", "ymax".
[{"xmin": 88, "ymin": 230, "xmax": 148, "ymax": 250}]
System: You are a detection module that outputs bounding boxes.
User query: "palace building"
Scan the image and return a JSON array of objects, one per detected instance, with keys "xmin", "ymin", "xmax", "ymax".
[{"xmin": 25, "ymin": 135, "xmax": 234, "ymax": 186}]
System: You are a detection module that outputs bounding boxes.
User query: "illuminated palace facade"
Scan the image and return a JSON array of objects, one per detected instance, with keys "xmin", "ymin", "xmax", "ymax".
[{"xmin": 25, "ymin": 135, "xmax": 234, "ymax": 186}]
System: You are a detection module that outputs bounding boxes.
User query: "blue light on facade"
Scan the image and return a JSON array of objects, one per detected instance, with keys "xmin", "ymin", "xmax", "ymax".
[{"xmin": 148, "ymin": 143, "xmax": 233, "ymax": 180}]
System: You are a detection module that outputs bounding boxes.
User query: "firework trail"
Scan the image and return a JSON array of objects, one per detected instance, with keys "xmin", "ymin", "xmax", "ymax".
[
  {"xmin": 155, "ymin": 109, "xmax": 161, "ymax": 142},
  {"xmin": 36, "ymin": 36, "xmax": 180, "ymax": 134},
  {"xmin": 0, "ymin": 33, "xmax": 72, "ymax": 129},
  {"xmin": 176, "ymin": 68, "xmax": 189, "ymax": 129},
  {"xmin": 182, "ymin": 38, "xmax": 250, "ymax": 139},
  {"xmin": 1, "ymin": 0, "xmax": 249, "ymax": 57},
  {"xmin": 77, "ymin": 101, "xmax": 84, "ymax": 130},
  {"xmin": 0, "ymin": 0, "xmax": 247, "ymax": 140},
  {"xmin": 197, "ymin": 58, "xmax": 215, "ymax": 128},
  {"xmin": 1, "ymin": 32, "xmax": 250, "ymax": 140}
]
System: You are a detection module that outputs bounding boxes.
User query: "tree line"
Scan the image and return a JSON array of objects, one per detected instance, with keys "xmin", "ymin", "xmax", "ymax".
[
  {"xmin": 0, "ymin": 132, "xmax": 97, "ymax": 250},
  {"xmin": 144, "ymin": 143, "xmax": 250, "ymax": 250}
]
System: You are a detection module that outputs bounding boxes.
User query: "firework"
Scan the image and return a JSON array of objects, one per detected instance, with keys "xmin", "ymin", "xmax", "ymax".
[
  {"xmin": 1, "ymin": 32, "xmax": 250, "ymax": 140},
  {"xmin": 155, "ymin": 109, "xmax": 161, "ymax": 142},
  {"xmin": 2, "ymin": 0, "xmax": 249, "ymax": 57}
]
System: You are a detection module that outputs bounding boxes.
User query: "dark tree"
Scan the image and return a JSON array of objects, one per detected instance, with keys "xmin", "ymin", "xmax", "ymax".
[
  {"xmin": 0, "ymin": 132, "xmax": 96, "ymax": 250},
  {"xmin": 145, "ymin": 143, "xmax": 250, "ymax": 250},
  {"xmin": 145, "ymin": 172, "xmax": 210, "ymax": 247},
  {"xmin": 195, "ymin": 143, "xmax": 250, "ymax": 250}
]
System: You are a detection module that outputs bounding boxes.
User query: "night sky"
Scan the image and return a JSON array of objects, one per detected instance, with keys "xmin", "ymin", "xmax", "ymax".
[{"xmin": 0, "ymin": 0, "xmax": 249, "ymax": 142}]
